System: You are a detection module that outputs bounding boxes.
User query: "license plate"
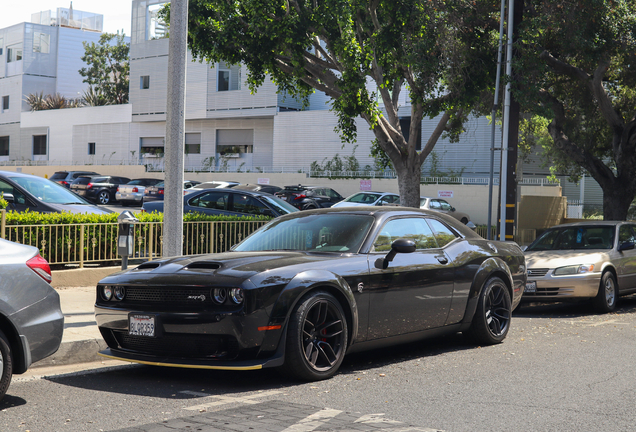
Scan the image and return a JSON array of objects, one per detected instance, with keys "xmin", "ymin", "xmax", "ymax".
[
  {"xmin": 129, "ymin": 314, "xmax": 155, "ymax": 337},
  {"xmin": 525, "ymin": 281, "xmax": 537, "ymax": 293}
]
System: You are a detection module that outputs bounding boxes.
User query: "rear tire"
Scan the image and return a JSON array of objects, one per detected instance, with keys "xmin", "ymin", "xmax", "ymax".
[
  {"xmin": 466, "ymin": 276, "xmax": 511, "ymax": 345},
  {"xmin": 97, "ymin": 190, "xmax": 111, "ymax": 205},
  {"xmin": 0, "ymin": 330, "xmax": 14, "ymax": 402},
  {"xmin": 592, "ymin": 272, "xmax": 617, "ymax": 313},
  {"xmin": 283, "ymin": 291, "xmax": 348, "ymax": 381}
]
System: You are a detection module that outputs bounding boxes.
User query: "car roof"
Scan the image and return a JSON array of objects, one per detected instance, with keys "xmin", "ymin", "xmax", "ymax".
[{"xmin": 549, "ymin": 221, "xmax": 624, "ymax": 228}]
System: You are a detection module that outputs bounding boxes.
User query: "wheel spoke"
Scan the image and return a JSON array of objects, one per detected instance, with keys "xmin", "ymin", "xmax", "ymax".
[{"xmin": 316, "ymin": 341, "xmax": 338, "ymax": 366}]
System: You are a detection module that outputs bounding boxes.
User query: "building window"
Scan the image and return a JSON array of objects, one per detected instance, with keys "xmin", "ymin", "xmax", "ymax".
[
  {"xmin": 216, "ymin": 62, "xmax": 241, "ymax": 91},
  {"xmin": 88, "ymin": 142, "xmax": 96, "ymax": 155},
  {"xmin": 140, "ymin": 137, "xmax": 165, "ymax": 157},
  {"xmin": 147, "ymin": 3, "xmax": 169, "ymax": 40},
  {"xmin": 7, "ymin": 45, "xmax": 22, "ymax": 63},
  {"xmin": 140, "ymin": 75, "xmax": 150, "ymax": 89},
  {"xmin": 185, "ymin": 133, "xmax": 201, "ymax": 154},
  {"xmin": 1, "ymin": 96, "xmax": 8, "ymax": 111},
  {"xmin": 33, "ymin": 135, "xmax": 47, "ymax": 156},
  {"xmin": 33, "ymin": 33, "xmax": 50, "ymax": 54},
  {"xmin": 0, "ymin": 37, "xmax": 4, "ymax": 55},
  {"xmin": 0, "ymin": 136, "xmax": 8, "ymax": 156}
]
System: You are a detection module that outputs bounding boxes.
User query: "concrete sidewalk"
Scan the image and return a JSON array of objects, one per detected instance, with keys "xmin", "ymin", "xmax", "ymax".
[{"xmin": 32, "ymin": 266, "xmax": 123, "ymax": 369}]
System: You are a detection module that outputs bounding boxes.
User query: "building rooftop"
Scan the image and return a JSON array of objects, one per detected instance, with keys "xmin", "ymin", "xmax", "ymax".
[{"xmin": 31, "ymin": 6, "xmax": 103, "ymax": 32}]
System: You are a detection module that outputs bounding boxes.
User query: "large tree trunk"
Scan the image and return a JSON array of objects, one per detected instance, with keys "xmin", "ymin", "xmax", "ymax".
[
  {"xmin": 601, "ymin": 183, "xmax": 634, "ymax": 221},
  {"xmin": 394, "ymin": 158, "xmax": 423, "ymax": 209}
]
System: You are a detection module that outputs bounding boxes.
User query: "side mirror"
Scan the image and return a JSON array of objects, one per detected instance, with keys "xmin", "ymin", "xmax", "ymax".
[
  {"xmin": 451, "ymin": 206, "xmax": 456, "ymax": 212},
  {"xmin": 374, "ymin": 238, "xmax": 416, "ymax": 269},
  {"xmin": 2, "ymin": 193, "xmax": 14, "ymax": 203},
  {"xmin": 619, "ymin": 241, "xmax": 635, "ymax": 252}
]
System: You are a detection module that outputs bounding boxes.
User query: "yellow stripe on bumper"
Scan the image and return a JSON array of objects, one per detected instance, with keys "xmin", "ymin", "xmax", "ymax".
[{"xmin": 98, "ymin": 352, "xmax": 263, "ymax": 371}]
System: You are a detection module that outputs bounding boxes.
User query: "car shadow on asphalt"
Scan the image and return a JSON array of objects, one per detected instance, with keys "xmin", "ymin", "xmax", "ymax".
[
  {"xmin": 41, "ymin": 332, "xmax": 480, "ymax": 398},
  {"xmin": 513, "ymin": 293, "xmax": 636, "ymax": 318}
]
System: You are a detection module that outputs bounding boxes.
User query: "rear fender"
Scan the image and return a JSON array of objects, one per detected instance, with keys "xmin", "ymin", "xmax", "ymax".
[{"xmin": 460, "ymin": 257, "xmax": 514, "ymax": 330}]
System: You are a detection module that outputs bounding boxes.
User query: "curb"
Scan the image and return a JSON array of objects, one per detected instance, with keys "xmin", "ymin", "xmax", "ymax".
[
  {"xmin": 32, "ymin": 339, "xmax": 108, "ymax": 369},
  {"xmin": 52, "ymin": 266, "xmax": 124, "ymax": 288}
]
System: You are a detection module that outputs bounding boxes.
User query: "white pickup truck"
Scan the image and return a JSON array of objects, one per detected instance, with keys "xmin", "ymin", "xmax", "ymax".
[{"xmin": 115, "ymin": 178, "xmax": 163, "ymax": 206}]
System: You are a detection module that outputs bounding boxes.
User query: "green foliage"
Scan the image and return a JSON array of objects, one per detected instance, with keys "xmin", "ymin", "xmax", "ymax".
[
  {"xmin": 24, "ymin": 92, "xmax": 82, "ymax": 111},
  {"xmin": 79, "ymin": 33, "xmax": 130, "ymax": 104},
  {"xmin": 311, "ymin": 145, "xmax": 360, "ymax": 174},
  {"xmin": 0, "ymin": 192, "xmax": 7, "ymax": 209},
  {"xmin": 179, "ymin": 0, "xmax": 500, "ymax": 206},
  {"xmin": 426, "ymin": 152, "xmax": 465, "ymax": 178},
  {"xmin": 82, "ymin": 86, "xmax": 110, "ymax": 107}
]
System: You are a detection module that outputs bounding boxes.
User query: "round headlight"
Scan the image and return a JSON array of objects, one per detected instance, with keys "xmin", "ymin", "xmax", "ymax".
[
  {"xmin": 212, "ymin": 288, "xmax": 227, "ymax": 304},
  {"xmin": 114, "ymin": 286, "xmax": 126, "ymax": 301},
  {"xmin": 102, "ymin": 285, "xmax": 113, "ymax": 301},
  {"xmin": 230, "ymin": 287, "xmax": 244, "ymax": 304}
]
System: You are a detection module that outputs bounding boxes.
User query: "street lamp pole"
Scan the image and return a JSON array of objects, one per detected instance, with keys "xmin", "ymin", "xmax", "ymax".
[{"xmin": 163, "ymin": 0, "xmax": 188, "ymax": 258}]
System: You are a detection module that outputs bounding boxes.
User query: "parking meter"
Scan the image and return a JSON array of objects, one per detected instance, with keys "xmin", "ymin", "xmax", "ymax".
[{"xmin": 118, "ymin": 210, "xmax": 139, "ymax": 270}]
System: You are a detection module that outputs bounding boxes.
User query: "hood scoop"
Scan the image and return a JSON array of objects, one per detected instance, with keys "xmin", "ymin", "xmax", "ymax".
[
  {"xmin": 185, "ymin": 262, "xmax": 222, "ymax": 270},
  {"xmin": 134, "ymin": 262, "xmax": 161, "ymax": 271}
]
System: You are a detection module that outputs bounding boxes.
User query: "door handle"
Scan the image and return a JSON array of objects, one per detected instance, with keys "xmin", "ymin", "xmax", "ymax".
[{"xmin": 435, "ymin": 255, "xmax": 448, "ymax": 265}]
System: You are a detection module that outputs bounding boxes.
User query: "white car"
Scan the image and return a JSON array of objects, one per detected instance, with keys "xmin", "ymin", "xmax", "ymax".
[
  {"xmin": 332, "ymin": 191, "xmax": 400, "ymax": 208},
  {"xmin": 116, "ymin": 178, "xmax": 163, "ymax": 206}
]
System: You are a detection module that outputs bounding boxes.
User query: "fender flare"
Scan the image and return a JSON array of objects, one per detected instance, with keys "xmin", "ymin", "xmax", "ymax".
[
  {"xmin": 269, "ymin": 269, "xmax": 358, "ymax": 344},
  {"xmin": 460, "ymin": 257, "xmax": 514, "ymax": 330}
]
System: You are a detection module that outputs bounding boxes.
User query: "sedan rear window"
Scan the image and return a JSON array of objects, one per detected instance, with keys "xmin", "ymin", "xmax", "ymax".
[
  {"xmin": 49, "ymin": 172, "xmax": 68, "ymax": 180},
  {"xmin": 527, "ymin": 226, "xmax": 615, "ymax": 251}
]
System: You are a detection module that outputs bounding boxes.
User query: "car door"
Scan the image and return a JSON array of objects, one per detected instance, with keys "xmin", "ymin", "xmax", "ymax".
[
  {"xmin": 0, "ymin": 179, "xmax": 39, "ymax": 212},
  {"xmin": 230, "ymin": 193, "xmax": 274, "ymax": 216},
  {"xmin": 186, "ymin": 190, "xmax": 233, "ymax": 216},
  {"xmin": 616, "ymin": 224, "xmax": 636, "ymax": 292},
  {"xmin": 366, "ymin": 216, "xmax": 455, "ymax": 339}
]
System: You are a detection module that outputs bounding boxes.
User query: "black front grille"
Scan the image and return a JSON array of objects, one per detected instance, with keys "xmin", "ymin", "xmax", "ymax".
[
  {"xmin": 524, "ymin": 287, "xmax": 560, "ymax": 296},
  {"xmin": 124, "ymin": 287, "xmax": 212, "ymax": 305},
  {"xmin": 527, "ymin": 268, "xmax": 550, "ymax": 277},
  {"xmin": 112, "ymin": 330, "xmax": 238, "ymax": 359}
]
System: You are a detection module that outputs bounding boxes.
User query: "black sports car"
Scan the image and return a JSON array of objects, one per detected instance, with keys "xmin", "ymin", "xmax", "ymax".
[{"xmin": 95, "ymin": 207, "xmax": 525, "ymax": 380}]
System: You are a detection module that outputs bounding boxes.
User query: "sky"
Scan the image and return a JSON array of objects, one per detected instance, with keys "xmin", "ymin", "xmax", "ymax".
[{"xmin": 0, "ymin": 1, "xmax": 132, "ymax": 35}]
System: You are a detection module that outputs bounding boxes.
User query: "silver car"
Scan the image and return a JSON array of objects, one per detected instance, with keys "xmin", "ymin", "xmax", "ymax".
[
  {"xmin": 331, "ymin": 191, "xmax": 400, "ymax": 208},
  {"xmin": 420, "ymin": 197, "xmax": 475, "ymax": 228},
  {"xmin": 523, "ymin": 221, "xmax": 636, "ymax": 313},
  {"xmin": 0, "ymin": 238, "xmax": 64, "ymax": 400}
]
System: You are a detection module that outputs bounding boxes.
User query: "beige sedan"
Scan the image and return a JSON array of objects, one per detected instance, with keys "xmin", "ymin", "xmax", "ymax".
[{"xmin": 523, "ymin": 221, "xmax": 636, "ymax": 313}]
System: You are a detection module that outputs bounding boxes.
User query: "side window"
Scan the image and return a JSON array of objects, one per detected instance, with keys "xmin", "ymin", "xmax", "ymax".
[
  {"xmin": 232, "ymin": 194, "xmax": 268, "ymax": 215},
  {"xmin": 429, "ymin": 200, "xmax": 441, "ymax": 210},
  {"xmin": 189, "ymin": 192, "xmax": 229, "ymax": 210},
  {"xmin": 427, "ymin": 219, "xmax": 459, "ymax": 247},
  {"xmin": 0, "ymin": 180, "xmax": 26, "ymax": 205},
  {"xmin": 372, "ymin": 217, "xmax": 439, "ymax": 252},
  {"xmin": 438, "ymin": 200, "xmax": 453, "ymax": 211},
  {"xmin": 618, "ymin": 225, "xmax": 635, "ymax": 244},
  {"xmin": 325, "ymin": 188, "xmax": 341, "ymax": 199}
]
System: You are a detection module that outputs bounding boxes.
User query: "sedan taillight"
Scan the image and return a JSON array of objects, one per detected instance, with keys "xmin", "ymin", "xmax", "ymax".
[
  {"xmin": 132, "ymin": 187, "xmax": 139, "ymax": 193},
  {"xmin": 87, "ymin": 183, "xmax": 93, "ymax": 189},
  {"xmin": 26, "ymin": 254, "xmax": 52, "ymax": 284},
  {"xmin": 159, "ymin": 190, "xmax": 164, "ymax": 194},
  {"xmin": 293, "ymin": 194, "xmax": 306, "ymax": 200}
]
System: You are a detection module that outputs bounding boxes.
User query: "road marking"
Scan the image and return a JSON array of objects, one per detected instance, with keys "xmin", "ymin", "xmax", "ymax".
[
  {"xmin": 280, "ymin": 408, "xmax": 342, "ymax": 432},
  {"xmin": 184, "ymin": 390, "xmax": 282, "ymax": 411},
  {"xmin": 355, "ymin": 413, "xmax": 404, "ymax": 425}
]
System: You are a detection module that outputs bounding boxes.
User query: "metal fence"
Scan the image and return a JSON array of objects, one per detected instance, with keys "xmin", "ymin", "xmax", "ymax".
[{"xmin": 0, "ymin": 214, "xmax": 268, "ymax": 268}]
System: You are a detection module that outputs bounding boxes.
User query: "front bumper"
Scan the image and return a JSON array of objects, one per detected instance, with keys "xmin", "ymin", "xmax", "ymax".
[
  {"xmin": 523, "ymin": 270, "xmax": 601, "ymax": 301},
  {"xmin": 95, "ymin": 305, "xmax": 285, "ymax": 369}
]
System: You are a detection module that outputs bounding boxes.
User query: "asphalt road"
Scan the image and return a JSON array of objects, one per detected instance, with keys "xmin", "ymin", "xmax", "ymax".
[{"xmin": 3, "ymin": 297, "xmax": 636, "ymax": 432}]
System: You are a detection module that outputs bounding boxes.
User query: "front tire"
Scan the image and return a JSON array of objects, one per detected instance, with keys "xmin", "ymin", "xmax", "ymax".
[
  {"xmin": 0, "ymin": 330, "xmax": 14, "ymax": 401},
  {"xmin": 284, "ymin": 291, "xmax": 348, "ymax": 381},
  {"xmin": 592, "ymin": 272, "xmax": 617, "ymax": 313},
  {"xmin": 97, "ymin": 190, "xmax": 111, "ymax": 205},
  {"xmin": 466, "ymin": 276, "xmax": 511, "ymax": 345}
]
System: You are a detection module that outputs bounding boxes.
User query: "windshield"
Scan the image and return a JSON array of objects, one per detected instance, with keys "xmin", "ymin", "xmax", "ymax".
[
  {"xmin": 49, "ymin": 172, "xmax": 68, "ymax": 180},
  {"xmin": 526, "ymin": 226, "xmax": 615, "ymax": 251},
  {"xmin": 344, "ymin": 192, "xmax": 381, "ymax": 203},
  {"xmin": 259, "ymin": 195, "xmax": 299, "ymax": 214},
  {"xmin": 11, "ymin": 176, "xmax": 90, "ymax": 204},
  {"xmin": 234, "ymin": 214, "xmax": 374, "ymax": 253}
]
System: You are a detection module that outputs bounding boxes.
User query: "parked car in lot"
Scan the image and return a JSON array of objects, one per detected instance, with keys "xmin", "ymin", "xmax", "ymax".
[
  {"xmin": 143, "ymin": 180, "xmax": 201, "ymax": 202},
  {"xmin": 233, "ymin": 183, "xmax": 283, "ymax": 195},
  {"xmin": 49, "ymin": 170, "xmax": 100, "ymax": 188},
  {"xmin": 116, "ymin": 178, "xmax": 163, "ymax": 206},
  {"xmin": 70, "ymin": 175, "xmax": 131, "ymax": 205},
  {"xmin": 0, "ymin": 171, "xmax": 111, "ymax": 215},
  {"xmin": 420, "ymin": 196, "xmax": 475, "ymax": 227},
  {"xmin": 142, "ymin": 188, "xmax": 298, "ymax": 217},
  {"xmin": 0, "ymin": 238, "xmax": 64, "ymax": 400},
  {"xmin": 332, "ymin": 191, "xmax": 400, "ymax": 208},
  {"xmin": 95, "ymin": 207, "xmax": 525, "ymax": 381},
  {"xmin": 524, "ymin": 221, "xmax": 636, "ymax": 313},
  {"xmin": 275, "ymin": 185, "xmax": 344, "ymax": 210}
]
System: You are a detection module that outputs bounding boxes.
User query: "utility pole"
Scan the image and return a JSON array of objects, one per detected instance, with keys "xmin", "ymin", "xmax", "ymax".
[{"xmin": 163, "ymin": 0, "xmax": 188, "ymax": 258}]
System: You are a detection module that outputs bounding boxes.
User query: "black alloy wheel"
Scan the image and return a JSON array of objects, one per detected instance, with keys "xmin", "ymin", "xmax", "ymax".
[
  {"xmin": 284, "ymin": 291, "xmax": 348, "ymax": 381},
  {"xmin": 97, "ymin": 190, "xmax": 111, "ymax": 205},
  {"xmin": 466, "ymin": 276, "xmax": 511, "ymax": 345}
]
